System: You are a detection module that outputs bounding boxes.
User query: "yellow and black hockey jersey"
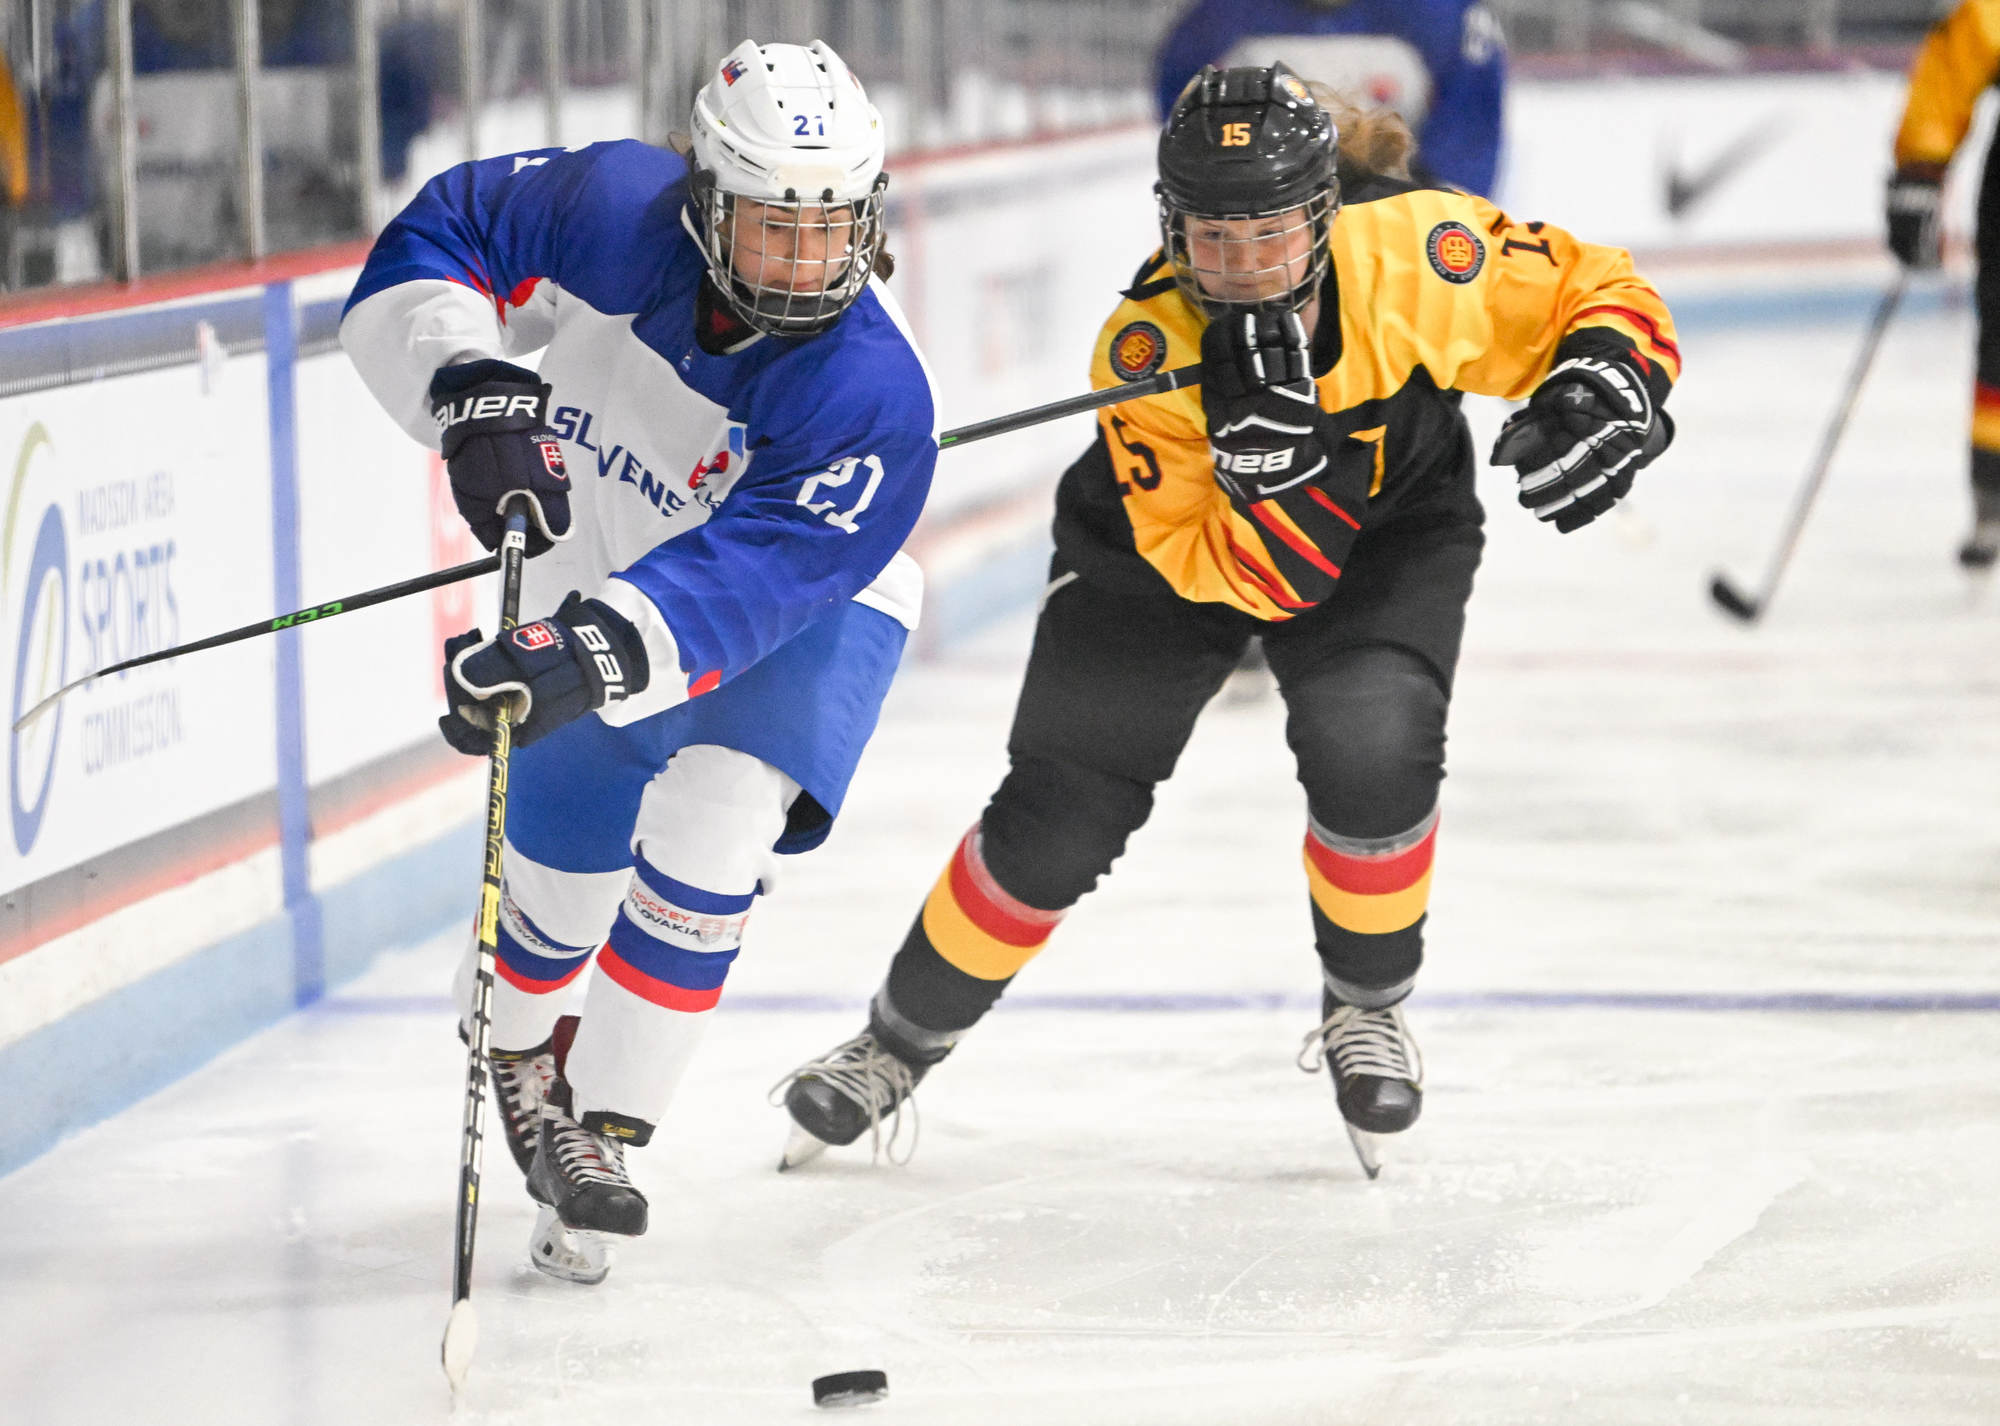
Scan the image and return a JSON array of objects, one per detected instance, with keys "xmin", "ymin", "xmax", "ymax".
[
  {"xmin": 1057, "ymin": 176, "xmax": 1682, "ymax": 620},
  {"xmin": 1895, "ymin": 0, "xmax": 2000, "ymax": 171}
]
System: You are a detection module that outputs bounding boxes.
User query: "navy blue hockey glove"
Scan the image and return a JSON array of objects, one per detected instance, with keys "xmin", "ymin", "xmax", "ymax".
[
  {"xmin": 1199, "ymin": 309, "xmax": 1330, "ymax": 502},
  {"xmin": 439, "ymin": 591, "xmax": 650, "ymax": 755},
  {"xmin": 429, "ymin": 359, "xmax": 572, "ymax": 558},
  {"xmin": 1490, "ymin": 356, "xmax": 1673, "ymax": 533},
  {"xmin": 1885, "ymin": 163, "xmax": 1944, "ymax": 271}
]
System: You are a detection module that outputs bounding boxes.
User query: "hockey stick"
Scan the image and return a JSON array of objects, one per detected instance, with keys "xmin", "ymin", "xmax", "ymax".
[
  {"xmin": 1709, "ymin": 275, "xmax": 1907, "ymax": 623},
  {"xmin": 12, "ymin": 365, "xmax": 1200, "ymax": 734},
  {"xmin": 10, "ymin": 554, "xmax": 501, "ymax": 732},
  {"xmin": 938, "ymin": 362, "xmax": 1198, "ymax": 448},
  {"xmin": 440, "ymin": 504, "xmax": 530, "ymax": 1400}
]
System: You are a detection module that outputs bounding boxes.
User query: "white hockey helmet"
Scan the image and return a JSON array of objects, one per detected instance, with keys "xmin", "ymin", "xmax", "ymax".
[{"xmin": 688, "ymin": 39, "xmax": 890, "ymax": 337}]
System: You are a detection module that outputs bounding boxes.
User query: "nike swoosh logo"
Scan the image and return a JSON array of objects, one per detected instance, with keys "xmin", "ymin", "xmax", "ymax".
[{"xmin": 1664, "ymin": 119, "xmax": 1787, "ymax": 220}]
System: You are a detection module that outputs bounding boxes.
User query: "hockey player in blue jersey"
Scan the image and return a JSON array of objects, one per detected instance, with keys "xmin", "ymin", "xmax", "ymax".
[
  {"xmin": 1154, "ymin": 0, "xmax": 1507, "ymax": 196},
  {"xmin": 340, "ymin": 39, "xmax": 937, "ymax": 1282}
]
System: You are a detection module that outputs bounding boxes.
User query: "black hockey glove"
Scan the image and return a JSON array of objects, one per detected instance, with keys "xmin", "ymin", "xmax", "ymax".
[
  {"xmin": 429, "ymin": 359, "xmax": 572, "ymax": 557},
  {"xmin": 439, "ymin": 591, "xmax": 650, "ymax": 755},
  {"xmin": 1490, "ymin": 356, "xmax": 1673, "ymax": 533},
  {"xmin": 1199, "ymin": 309, "xmax": 1330, "ymax": 502},
  {"xmin": 1885, "ymin": 163, "xmax": 1944, "ymax": 271}
]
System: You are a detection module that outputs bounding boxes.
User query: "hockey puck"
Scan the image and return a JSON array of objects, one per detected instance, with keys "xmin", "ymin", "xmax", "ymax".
[{"xmin": 811, "ymin": 1369, "xmax": 889, "ymax": 1408}]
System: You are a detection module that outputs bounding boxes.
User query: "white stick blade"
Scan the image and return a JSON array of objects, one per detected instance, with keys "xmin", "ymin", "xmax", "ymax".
[{"xmin": 441, "ymin": 1298, "xmax": 479, "ymax": 1398}]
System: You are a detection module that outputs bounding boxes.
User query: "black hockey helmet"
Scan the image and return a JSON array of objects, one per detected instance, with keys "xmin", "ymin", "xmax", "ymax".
[{"xmin": 1156, "ymin": 63, "xmax": 1340, "ymax": 318}]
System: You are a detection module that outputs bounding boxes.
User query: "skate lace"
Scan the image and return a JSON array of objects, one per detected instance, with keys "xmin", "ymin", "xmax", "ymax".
[
  {"xmin": 1297, "ymin": 1003, "xmax": 1423, "ymax": 1086},
  {"xmin": 495, "ymin": 1053, "xmax": 556, "ymax": 1123},
  {"xmin": 546, "ymin": 1111, "xmax": 633, "ymax": 1189},
  {"xmin": 769, "ymin": 1031, "xmax": 920, "ymax": 1166}
]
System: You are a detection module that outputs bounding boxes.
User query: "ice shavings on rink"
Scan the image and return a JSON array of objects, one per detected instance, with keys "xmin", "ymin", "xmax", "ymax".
[{"xmin": 2, "ymin": 259, "xmax": 1998, "ymax": 1424}]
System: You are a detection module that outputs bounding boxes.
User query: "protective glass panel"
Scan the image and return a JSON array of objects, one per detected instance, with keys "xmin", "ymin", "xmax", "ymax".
[
  {"xmin": 258, "ymin": 0, "xmax": 364, "ymax": 252},
  {"xmin": 121, "ymin": 0, "xmax": 250, "ymax": 272},
  {"xmin": 558, "ymin": 0, "xmax": 637, "ymax": 149},
  {"xmin": 1, "ymin": 0, "xmax": 121, "ymax": 288}
]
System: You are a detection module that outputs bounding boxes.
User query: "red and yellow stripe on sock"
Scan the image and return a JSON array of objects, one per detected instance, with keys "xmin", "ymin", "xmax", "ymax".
[
  {"xmin": 1303, "ymin": 816, "xmax": 1437, "ymax": 936},
  {"xmin": 1973, "ymin": 382, "xmax": 2000, "ymax": 455},
  {"xmin": 918, "ymin": 827, "xmax": 1065, "ymax": 981}
]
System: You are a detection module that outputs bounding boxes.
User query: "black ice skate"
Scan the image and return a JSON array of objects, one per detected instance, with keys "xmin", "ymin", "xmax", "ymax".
[
  {"xmin": 524, "ymin": 1083, "xmax": 648, "ymax": 1285},
  {"xmin": 771, "ymin": 1025, "xmax": 935, "ymax": 1171},
  {"xmin": 1958, "ymin": 515, "xmax": 2000, "ymax": 571},
  {"xmin": 1298, "ymin": 990, "xmax": 1424, "ymax": 1180},
  {"xmin": 486, "ymin": 1034, "xmax": 559, "ymax": 1177}
]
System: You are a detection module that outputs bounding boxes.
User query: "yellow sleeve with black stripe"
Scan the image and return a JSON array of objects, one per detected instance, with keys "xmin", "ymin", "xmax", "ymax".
[
  {"xmin": 1329, "ymin": 189, "xmax": 1682, "ymax": 405},
  {"xmin": 1895, "ymin": 0, "xmax": 2000, "ymax": 169}
]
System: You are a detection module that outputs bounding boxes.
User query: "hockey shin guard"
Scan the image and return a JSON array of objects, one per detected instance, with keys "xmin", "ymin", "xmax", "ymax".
[
  {"xmin": 454, "ymin": 846, "xmax": 626, "ymax": 1053},
  {"xmin": 880, "ymin": 824, "xmax": 1067, "ymax": 1044},
  {"xmin": 562, "ymin": 745, "xmax": 791, "ymax": 1140},
  {"xmin": 1302, "ymin": 807, "xmax": 1438, "ymax": 1008}
]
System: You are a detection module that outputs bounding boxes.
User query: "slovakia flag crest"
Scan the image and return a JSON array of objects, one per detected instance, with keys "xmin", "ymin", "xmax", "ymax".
[{"xmin": 721, "ymin": 58, "xmax": 746, "ymax": 86}]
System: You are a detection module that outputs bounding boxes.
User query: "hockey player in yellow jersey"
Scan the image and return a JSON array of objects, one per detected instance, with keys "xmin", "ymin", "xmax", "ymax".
[
  {"xmin": 775, "ymin": 64, "xmax": 1681, "ymax": 1176},
  {"xmin": 1887, "ymin": 0, "xmax": 2000, "ymax": 567}
]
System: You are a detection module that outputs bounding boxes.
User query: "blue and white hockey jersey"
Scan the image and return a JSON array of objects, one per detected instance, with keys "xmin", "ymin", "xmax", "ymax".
[
  {"xmin": 340, "ymin": 140, "xmax": 937, "ymax": 725},
  {"xmin": 1154, "ymin": 0, "xmax": 1507, "ymax": 197}
]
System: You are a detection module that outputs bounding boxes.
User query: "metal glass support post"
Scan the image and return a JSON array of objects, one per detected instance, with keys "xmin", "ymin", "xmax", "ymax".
[
  {"xmin": 354, "ymin": 0, "xmax": 382, "ymax": 234},
  {"xmin": 898, "ymin": 0, "xmax": 933, "ymax": 150},
  {"xmin": 635, "ymin": 0, "xmax": 655, "ymax": 145},
  {"xmin": 106, "ymin": 0, "xmax": 139, "ymax": 279},
  {"xmin": 462, "ymin": 0, "xmax": 484, "ymax": 161},
  {"xmin": 543, "ymin": 0, "xmax": 565, "ymax": 147},
  {"xmin": 233, "ymin": 0, "xmax": 266, "ymax": 260}
]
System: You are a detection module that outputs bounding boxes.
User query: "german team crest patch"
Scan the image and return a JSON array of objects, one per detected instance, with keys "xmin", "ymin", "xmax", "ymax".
[
  {"xmin": 1110, "ymin": 321, "xmax": 1168, "ymax": 383},
  {"xmin": 1426, "ymin": 222, "xmax": 1485, "ymax": 284}
]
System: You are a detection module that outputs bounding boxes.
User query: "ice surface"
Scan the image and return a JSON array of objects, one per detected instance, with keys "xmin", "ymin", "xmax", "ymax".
[{"xmin": 3, "ymin": 260, "xmax": 1998, "ymax": 1424}]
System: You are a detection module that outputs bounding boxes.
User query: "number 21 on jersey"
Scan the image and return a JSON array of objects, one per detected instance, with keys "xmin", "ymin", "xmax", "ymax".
[{"xmin": 798, "ymin": 453, "xmax": 885, "ymax": 532}]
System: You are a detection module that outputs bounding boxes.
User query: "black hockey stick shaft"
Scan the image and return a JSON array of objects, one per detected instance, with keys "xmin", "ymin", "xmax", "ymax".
[
  {"xmin": 10, "ymin": 553, "xmax": 501, "ymax": 732},
  {"xmin": 1710, "ymin": 274, "xmax": 1907, "ymax": 622},
  {"xmin": 939, "ymin": 363, "xmax": 1199, "ymax": 448},
  {"xmin": 440, "ymin": 506, "xmax": 529, "ymax": 1396},
  {"xmin": 13, "ymin": 370, "xmax": 1200, "ymax": 735}
]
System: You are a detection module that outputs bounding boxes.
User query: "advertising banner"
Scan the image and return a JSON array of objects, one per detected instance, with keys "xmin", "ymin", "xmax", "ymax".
[{"xmin": 1, "ymin": 358, "xmax": 280, "ymax": 903}]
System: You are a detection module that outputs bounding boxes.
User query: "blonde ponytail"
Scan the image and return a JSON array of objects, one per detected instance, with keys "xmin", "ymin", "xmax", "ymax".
[{"xmin": 1305, "ymin": 81, "xmax": 1416, "ymax": 185}]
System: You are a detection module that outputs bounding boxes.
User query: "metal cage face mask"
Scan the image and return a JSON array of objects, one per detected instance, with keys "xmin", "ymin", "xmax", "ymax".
[
  {"xmin": 693, "ymin": 171, "xmax": 889, "ymax": 338},
  {"xmin": 1158, "ymin": 188, "xmax": 1338, "ymax": 319}
]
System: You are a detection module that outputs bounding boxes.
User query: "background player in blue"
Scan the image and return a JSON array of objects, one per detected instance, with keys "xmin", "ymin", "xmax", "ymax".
[
  {"xmin": 339, "ymin": 39, "xmax": 938, "ymax": 1283},
  {"xmin": 1154, "ymin": 0, "xmax": 1507, "ymax": 196}
]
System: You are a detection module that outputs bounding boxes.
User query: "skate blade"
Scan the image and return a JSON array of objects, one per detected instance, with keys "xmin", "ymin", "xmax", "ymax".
[
  {"xmin": 528, "ymin": 1205, "xmax": 610, "ymax": 1285},
  {"xmin": 1343, "ymin": 1121, "xmax": 1383, "ymax": 1181},
  {"xmin": 778, "ymin": 1122, "xmax": 831, "ymax": 1172}
]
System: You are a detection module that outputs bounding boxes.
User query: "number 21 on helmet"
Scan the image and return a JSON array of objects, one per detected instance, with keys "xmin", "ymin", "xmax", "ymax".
[{"xmin": 687, "ymin": 39, "xmax": 890, "ymax": 338}]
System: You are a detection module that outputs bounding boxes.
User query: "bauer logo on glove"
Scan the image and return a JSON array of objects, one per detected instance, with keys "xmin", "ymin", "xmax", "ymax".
[{"xmin": 429, "ymin": 358, "xmax": 575, "ymax": 558}]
